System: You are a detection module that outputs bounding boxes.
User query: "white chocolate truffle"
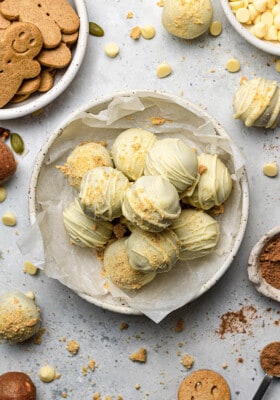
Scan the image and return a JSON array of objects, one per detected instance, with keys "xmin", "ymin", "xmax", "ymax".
[
  {"xmin": 79, "ymin": 166, "xmax": 129, "ymax": 221},
  {"xmin": 0, "ymin": 291, "xmax": 41, "ymax": 343},
  {"xmin": 122, "ymin": 175, "xmax": 181, "ymax": 232},
  {"xmin": 233, "ymin": 77, "xmax": 280, "ymax": 129},
  {"xmin": 125, "ymin": 228, "xmax": 180, "ymax": 273},
  {"xmin": 111, "ymin": 128, "xmax": 157, "ymax": 181},
  {"xmin": 162, "ymin": 0, "xmax": 213, "ymax": 40},
  {"xmin": 103, "ymin": 238, "xmax": 157, "ymax": 290},
  {"xmin": 144, "ymin": 138, "xmax": 199, "ymax": 194},
  {"xmin": 56, "ymin": 142, "xmax": 113, "ymax": 189},
  {"xmin": 171, "ymin": 209, "xmax": 220, "ymax": 260},
  {"xmin": 63, "ymin": 198, "xmax": 113, "ymax": 248},
  {"xmin": 183, "ymin": 153, "xmax": 232, "ymax": 210}
]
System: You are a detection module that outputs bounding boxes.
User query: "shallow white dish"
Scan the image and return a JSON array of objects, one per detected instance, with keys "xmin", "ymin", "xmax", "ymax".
[
  {"xmin": 0, "ymin": 0, "xmax": 88, "ymax": 120},
  {"xmin": 220, "ymin": 0, "xmax": 280, "ymax": 56},
  {"xmin": 28, "ymin": 91, "xmax": 249, "ymax": 321},
  {"xmin": 248, "ymin": 225, "xmax": 280, "ymax": 302}
]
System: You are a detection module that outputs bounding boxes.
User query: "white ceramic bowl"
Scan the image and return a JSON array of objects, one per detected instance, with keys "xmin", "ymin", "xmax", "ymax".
[
  {"xmin": 220, "ymin": 0, "xmax": 280, "ymax": 56},
  {"xmin": 0, "ymin": 0, "xmax": 88, "ymax": 120},
  {"xmin": 248, "ymin": 225, "xmax": 280, "ymax": 302},
  {"xmin": 28, "ymin": 90, "xmax": 249, "ymax": 318}
]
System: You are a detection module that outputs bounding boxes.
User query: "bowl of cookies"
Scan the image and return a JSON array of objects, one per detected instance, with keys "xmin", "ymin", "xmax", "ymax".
[
  {"xmin": 220, "ymin": 0, "xmax": 280, "ymax": 56},
  {"xmin": 0, "ymin": 0, "xmax": 88, "ymax": 120},
  {"xmin": 23, "ymin": 90, "xmax": 249, "ymax": 322}
]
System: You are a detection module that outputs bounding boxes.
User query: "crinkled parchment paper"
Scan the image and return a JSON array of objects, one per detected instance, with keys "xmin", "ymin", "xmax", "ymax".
[{"xmin": 18, "ymin": 92, "xmax": 248, "ymax": 323}]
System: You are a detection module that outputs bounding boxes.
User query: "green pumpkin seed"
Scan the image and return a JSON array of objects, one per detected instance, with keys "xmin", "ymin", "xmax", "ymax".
[
  {"xmin": 89, "ymin": 22, "xmax": 104, "ymax": 37},
  {"xmin": 10, "ymin": 133, "xmax": 24, "ymax": 155}
]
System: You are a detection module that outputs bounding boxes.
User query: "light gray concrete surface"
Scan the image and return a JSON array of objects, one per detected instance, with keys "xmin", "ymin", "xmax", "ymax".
[{"xmin": 0, "ymin": 1, "xmax": 279, "ymax": 399}]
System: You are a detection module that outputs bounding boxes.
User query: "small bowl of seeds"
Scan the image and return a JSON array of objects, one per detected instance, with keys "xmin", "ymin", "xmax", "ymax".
[
  {"xmin": 248, "ymin": 225, "xmax": 280, "ymax": 302},
  {"xmin": 0, "ymin": 0, "xmax": 88, "ymax": 120}
]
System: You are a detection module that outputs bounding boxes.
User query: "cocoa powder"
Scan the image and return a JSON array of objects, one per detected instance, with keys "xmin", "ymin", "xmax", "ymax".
[
  {"xmin": 259, "ymin": 234, "xmax": 280, "ymax": 290},
  {"xmin": 260, "ymin": 342, "xmax": 280, "ymax": 376}
]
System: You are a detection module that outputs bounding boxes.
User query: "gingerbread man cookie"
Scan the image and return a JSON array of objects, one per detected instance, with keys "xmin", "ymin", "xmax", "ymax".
[
  {"xmin": 178, "ymin": 369, "xmax": 231, "ymax": 400},
  {"xmin": 0, "ymin": 0, "xmax": 80, "ymax": 48},
  {"xmin": 0, "ymin": 21, "xmax": 43, "ymax": 107}
]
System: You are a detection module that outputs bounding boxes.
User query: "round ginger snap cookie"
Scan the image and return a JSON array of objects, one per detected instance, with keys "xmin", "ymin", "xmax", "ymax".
[{"xmin": 178, "ymin": 369, "xmax": 231, "ymax": 400}]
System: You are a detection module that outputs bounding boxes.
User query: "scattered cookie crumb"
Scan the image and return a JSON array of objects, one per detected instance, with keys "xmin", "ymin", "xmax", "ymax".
[
  {"xmin": 175, "ymin": 318, "xmax": 184, "ymax": 332},
  {"xmin": 33, "ymin": 327, "xmax": 46, "ymax": 345},
  {"xmin": 61, "ymin": 392, "xmax": 68, "ymax": 398},
  {"xmin": 198, "ymin": 164, "xmax": 208, "ymax": 174},
  {"xmin": 157, "ymin": 0, "xmax": 164, "ymax": 6},
  {"xmin": 150, "ymin": 116, "xmax": 170, "ymax": 125},
  {"xmin": 135, "ymin": 383, "xmax": 141, "ymax": 390},
  {"xmin": 66, "ymin": 339, "xmax": 80, "ymax": 355},
  {"xmin": 129, "ymin": 347, "xmax": 147, "ymax": 363},
  {"xmin": 88, "ymin": 359, "xmax": 96, "ymax": 371},
  {"xmin": 120, "ymin": 322, "xmax": 129, "ymax": 330},
  {"xmin": 181, "ymin": 353, "xmax": 194, "ymax": 369},
  {"xmin": 130, "ymin": 26, "xmax": 141, "ymax": 40},
  {"xmin": 222, "ymin": 363, "xmax": 228, "ymax": 369},
  {"xmin": 93, "ymin": 392, "xmax": 101, "ymax": 400},
  {"xmin": 126, "ymin": 11, "xmax": 133, "ymax": 18},
  {"xmin": 263, "ymin": 162, "xmax": 278, "ymax": 177}
]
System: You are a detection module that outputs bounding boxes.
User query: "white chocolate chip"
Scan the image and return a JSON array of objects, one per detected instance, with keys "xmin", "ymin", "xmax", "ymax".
[
  {"xmin": 23, "ymin": 260, "xmax": 38, "ymax": 275},
  {"xmin": 25, "ymin": 291, "xmax": 35, "ymax": 300},
  {"xmin": 263, "ymin": 162, "xmax": 278, "ymax": 177},
  {"xmin": 209, "ymin": 20, "xmax": 223, "ymax": 36},
  {"xmin": 275, "ymin": 58, "xmax": 280, "ymax": 71},
  {"xmin": 104, "ymin": 42, "xmax": 120, "ymax": 58},
  {"xmin": 0, "ymin": 187, "xmax": 7, "ymax": 203},
  {"xmin": 140, "ymin": 25, "xmax": 156, "ymax": 39},
  {"xmin": 156, "ymin": 62, "xmax": 172, "ymax": 78},
  {"xmin": 2, "ymin": 211, "xmax": 16, "ymax": 226},
  {"xmin": 39, "ymin": 365, "xmax": 56, "ymax": 383},
  {"xmin": 226, "ymin": 58, "xmax": 241, "ymax": 72}
]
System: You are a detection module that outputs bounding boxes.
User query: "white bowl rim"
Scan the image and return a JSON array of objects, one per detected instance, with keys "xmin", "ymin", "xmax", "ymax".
[
  {"xmin": 28, "ymin": 89, "xmax": 250, "ymax": 316},
  {"xmin": 220, "ymin": 0, "xmax": 280, "ymax": 56},
  {"xmin": 248, "ymin": 225, "xmax": 280, "ymax": 302},
  {"xmin": 0, "ymin": 0, "xmax": 89, "ymax": 120}
]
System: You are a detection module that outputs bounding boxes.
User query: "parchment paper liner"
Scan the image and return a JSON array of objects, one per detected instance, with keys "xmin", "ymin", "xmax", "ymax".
[{"xmin": 18, "ymin": 92, "xmax": 249, "ymax": 323}]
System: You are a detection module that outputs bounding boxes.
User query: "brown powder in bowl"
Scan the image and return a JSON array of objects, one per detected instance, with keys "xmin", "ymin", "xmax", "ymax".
[
  {"xmin": 260, "ymin": 342, "xmax": 280, "ymax": 376},
  {"xmin": 259, "ymin": 234, "xmax": 280, "ymax": 290}
]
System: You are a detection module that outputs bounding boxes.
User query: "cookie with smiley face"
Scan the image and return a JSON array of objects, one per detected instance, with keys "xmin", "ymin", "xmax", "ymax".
[
  {"xmin": 0, "ymin": 0, "xmax": 80, "ymax": 49},
  {"xmin": 0, "ymin": 21, "xmax": 43, "ymax": 108}
]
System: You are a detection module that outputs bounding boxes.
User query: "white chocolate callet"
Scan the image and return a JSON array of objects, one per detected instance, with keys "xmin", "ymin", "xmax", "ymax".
[
  {"xmin": 111, "ymin": 128, "xmax": 157, "ymax": 181},
  {"xmin": 226, "ymin": 58, "xmax": 241, "ymax": 73},
  {"xmin": 2, "ymin": 211, "xmax": 16, "ymax": 226},
  {"xmin": 171, "ymin": 209, "xmax": 220, "ymax": 260},
  {"xmin": 104, "ymin": 42, "xmax": 120, "ymax": 58},
  {"xmin": 263, "ymin": 162, "xmax": 278, "ymax": 176},
  {"xmin": 209, "ymin": 20, "xmax": 223, "ymax": 36},
  {"xmin": 63, "ymin": 198, "xmax": 113, "ymax": 248},
  {"xmin": 183, "ymin": 153, "xmax": 232, "ymax": 210},
  {"xmin": 103, "ymin": 238, "xmax": 157, "ymax": 290},
  {"xmin": 162, "ymin": 0, "xmax": 213, "ymax": 39},
  {"xmin": 156, "ymin": 62, "xmax": 172, "ymax": 78},
  {"xmin": 140, "ymin": 25, "xmax": 156, "ymax": 39},
  {"xmin": 79, "ymin": 166, "xmax": 129, "ymax": 221},
  {"xmin": 23, "ymin": 260, "xmax": 38, "ymax": 275},
  {"xmin": 122, "ymin": 175, "xmax": 181, "ymax": 232},
  {"xmin": 39, "ymin": 365, "xmax": 56, "ymax": 383},
  {"xmin": 144, "ymin": 138, "xmax": 199, "ymax": 194},
  {"xmin": 56, "ymin": 141, "xmax": 113, "ymax": 190},
  {"xmin": 125, "ymin": 228, "xmax": 180, "ymax": 273}
]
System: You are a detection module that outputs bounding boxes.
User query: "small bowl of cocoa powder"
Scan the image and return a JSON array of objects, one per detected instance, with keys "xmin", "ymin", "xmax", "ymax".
[{"xmin": 248, "ymin": 226, "xmax": 280, "ymax": 303}]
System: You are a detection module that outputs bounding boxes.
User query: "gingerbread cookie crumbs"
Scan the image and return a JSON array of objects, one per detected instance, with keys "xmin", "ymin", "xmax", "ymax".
[
  {"xmin": 66, "ymin": 339, "xmax": 80, "ymax": 355},
  {"xmin": 181, "ymin": 354, "xmax": 194, "ymax": 369},
  {"xmin": 175, "ymin": 318, "xmax": 184, "ymax": 332},
  {"xmin": 129, "ymin": 347, "xmax": 147, "ymax": 363},
  {"xmin": 216, "ymin": 305, "xmax": 258, "ymax": 338}
]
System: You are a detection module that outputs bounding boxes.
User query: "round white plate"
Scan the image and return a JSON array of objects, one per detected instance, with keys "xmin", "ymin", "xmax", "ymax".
[
  {"xmin": 29, "ymin": 90, "xmax": 249, "ymax": 317},
  {"xmin": 220, "ymin": 0, "xmax": 280, "ymax": 56}
]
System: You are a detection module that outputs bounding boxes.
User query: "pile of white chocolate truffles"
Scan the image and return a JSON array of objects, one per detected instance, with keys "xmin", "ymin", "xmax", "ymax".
[{"xmin": 57, "ymin": 128, "xmax": 233, "ymax": 291}]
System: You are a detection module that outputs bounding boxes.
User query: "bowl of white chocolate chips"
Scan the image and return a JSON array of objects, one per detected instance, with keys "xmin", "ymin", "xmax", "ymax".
[
  {"xmin": 27, "ymin": 91, "xmax": 249, "ymax": 321},
  {"xmin": 221, "ymin": 0, "xmax": 280, "ymax": 56}
]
